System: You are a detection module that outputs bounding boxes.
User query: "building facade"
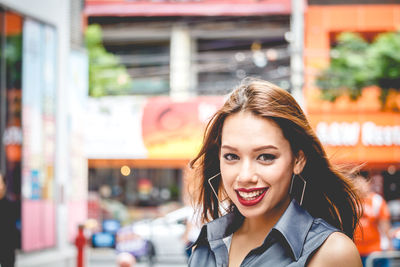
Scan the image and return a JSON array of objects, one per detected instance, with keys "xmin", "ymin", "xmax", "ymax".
[
  {"xmin": 0, "ymin": 0, "xmax": 88, "ymax": 266},
  {"xmin": 85, "ymin": 0, "xmax": 400, "ymax": 227},
  {"xmin": 304, "ymin": 1, "xmax": 400, "ymax": 223},
  {"xmin": 83, "ymin": 0, "xmax": 293, "ymax": 220}
]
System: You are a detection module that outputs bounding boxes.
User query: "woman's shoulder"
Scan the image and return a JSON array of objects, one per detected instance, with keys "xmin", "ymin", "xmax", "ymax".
[
  {"xmin": 307, "ymin": 232, "xmax": 362, "ymax": 267},
  {"xmin": 303, "ymin": 217, "xmax": 338, "ymax": 248}
]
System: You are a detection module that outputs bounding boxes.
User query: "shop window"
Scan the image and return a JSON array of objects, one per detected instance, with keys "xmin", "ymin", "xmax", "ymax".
[
  {"xmin": 88, "ymin": 15, "xmax": 291, "ymax": 96},
  {"xmin": 383, "ymin": 171, "xmax": 400, "ymax": 201},
  {"xmin": 383, "ymin": 171, "xmax": 400, "ymax": 224},
  {"xmin": 195, "ymin": 16, "xmax": 290, "ymax": 95},
  {"xmin": 197, "ymin": 38, "xmax": 290, "ymax": 95},
  {"xmin": 104, "ymin": 40, "xmax": 170, "ymax": 95},
  {"xmin": 0, "ymin": 8, "xmax": 57, "ymax": 252},
  {"xmin": 88, "ymin": 16, "xmax": 172, "ymax": 95},
  {"xmin": 0, "ymin": 10, "xmax": 23, "ymax": 251},
  {"xmin": 89, "ymin": 167, "xmax": 183, "ymax": 221},
  {"xmin": 3, "ymin": 11, "xmax": 22, "ymax": 202},
  {"xmin": 20, "ymin": 18, "xmax": 57, "ymax": 251}
]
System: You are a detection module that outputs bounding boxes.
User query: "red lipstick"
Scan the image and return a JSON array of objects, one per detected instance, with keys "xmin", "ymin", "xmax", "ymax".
[{"xmin": 235, "ymin": 187, "xmax": 268, "ymax": 206}]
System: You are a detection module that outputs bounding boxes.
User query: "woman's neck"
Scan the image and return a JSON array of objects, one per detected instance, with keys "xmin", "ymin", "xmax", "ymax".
[{"xmin": 238, "ymin": 198, "xmax": 291, "ymax": 237}]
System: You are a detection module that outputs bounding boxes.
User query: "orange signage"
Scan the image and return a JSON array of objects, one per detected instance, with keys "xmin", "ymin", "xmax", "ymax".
[
  {"xmin": 308, "ymin": 112, "xmax": 400, "ymax": 165},
  {"xmin": 304, "ymin": 4, "xmax": 400, "ymax": 167}
]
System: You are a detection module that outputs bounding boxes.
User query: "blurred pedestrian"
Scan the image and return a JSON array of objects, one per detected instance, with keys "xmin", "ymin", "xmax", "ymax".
[
  {"xmin": 188, "ymin": 78, "xmax": 362, "ymax": 266},
  {"xmin": 354, "ymin": 174, "xmax": 393, "ymax": 267},
  {"xmin": 181, "ymin": 207, "xmax": 201, "ymax": 259},
  {"xmin": 116, "ymin": 252, "xmax": 136, "ymax": 267},
  {"xmin": 0, "ymin": 173, "xmax": 18, "ymax": 267}
]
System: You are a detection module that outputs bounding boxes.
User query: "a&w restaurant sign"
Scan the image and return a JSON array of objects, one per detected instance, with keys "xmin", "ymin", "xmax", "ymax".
[
  {"xmin": 316, "ymin": 121, "xmax": 400, "ymax": 146},
  {"xmin": 308, "ymin": 112, "xmax": 400, "ymax": 165}
]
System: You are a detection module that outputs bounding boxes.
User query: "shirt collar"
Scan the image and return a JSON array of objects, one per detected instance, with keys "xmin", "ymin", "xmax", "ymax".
[
  {"xmin": 273, "ymin": 199, "xmax": 314, "ymax": 261},
  {"xmin": 197, "ymin": 199, "xmax": 313, "ymax": 261},
  {"xmin": 193, "ymin": 208, "xmax": 244, "ymax": 247},
  {"xmin": 206, "ymin": 209, "xmax": 244, "ymax": 242}
]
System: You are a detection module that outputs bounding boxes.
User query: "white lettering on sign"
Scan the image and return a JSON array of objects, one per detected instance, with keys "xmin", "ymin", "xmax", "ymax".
[
  {"xmin": 316, "ymin": 121, "xmax": 400, "ymax": 147},
  {"xmin": 316, "ymin": 122, "xmax": 360, "ymax": 146},
  {"xmin": 361, "ymin": 122, "xmax": 400, "ymax": 146}
]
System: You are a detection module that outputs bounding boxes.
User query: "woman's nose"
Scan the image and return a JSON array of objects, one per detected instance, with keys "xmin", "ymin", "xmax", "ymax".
[{"xmin": 236, "ymin": 159, "xmax": 258, "ymax": 184}]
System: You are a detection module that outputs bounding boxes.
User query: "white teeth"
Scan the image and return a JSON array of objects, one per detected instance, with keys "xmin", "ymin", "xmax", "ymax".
[{"xmin": 237, "ymin": 189, "xmax": 266, "ymax": 200}]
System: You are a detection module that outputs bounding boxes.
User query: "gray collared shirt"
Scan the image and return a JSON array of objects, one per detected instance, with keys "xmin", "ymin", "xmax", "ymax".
[{"xmin": 189, "ymin": 200, "xmax": 338, "ymax": 267}]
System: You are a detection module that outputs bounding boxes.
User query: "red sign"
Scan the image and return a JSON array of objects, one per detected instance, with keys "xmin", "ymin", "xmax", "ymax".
[{"xmin": 142, "ymin": 96, "xmax": 224, "ymax": 159}]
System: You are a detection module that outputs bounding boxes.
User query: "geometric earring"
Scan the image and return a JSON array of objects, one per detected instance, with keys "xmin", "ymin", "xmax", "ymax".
[
  {"xmin": 207, "ymin": 172, "xmax": 229, "ymax": 204},
  {"xmin": 289, "ymin": 174, "xmax": 307, "ymax": 206}
]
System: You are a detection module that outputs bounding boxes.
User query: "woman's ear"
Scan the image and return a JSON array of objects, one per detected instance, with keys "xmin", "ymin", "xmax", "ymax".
[{"xmin": 294, "ymin": 150, "xmax": 306, "ymax": 174}]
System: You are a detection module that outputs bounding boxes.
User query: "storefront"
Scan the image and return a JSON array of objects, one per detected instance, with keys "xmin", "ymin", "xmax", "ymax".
[
  {"xmin": 308, "ymin": 111, "xmax": 400, "ymax": 195},
  {"xmin": 0, "ymin": 0, "xmax": 88, "ymax": 266},
  {"xmin": 304, "ymin": 3, "xmax": 400, "ymax": 223},
  {"xmin": 0, "ymin": 6, "xmax": 58, "ymax": 252},
  {"xmin": 86, "ymin": 95, "xmax": 225, "ymax": 220}
]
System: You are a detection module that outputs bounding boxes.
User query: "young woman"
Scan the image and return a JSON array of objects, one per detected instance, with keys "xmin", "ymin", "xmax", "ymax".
[{"xmin": 188, "ymin": 79, "xmax": 362, "ymax": 267}]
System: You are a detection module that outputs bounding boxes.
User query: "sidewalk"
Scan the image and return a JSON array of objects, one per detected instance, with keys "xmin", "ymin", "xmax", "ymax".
[{"xmin": 88, "ymin": 248, "xmax": 187, "ymax": 267}]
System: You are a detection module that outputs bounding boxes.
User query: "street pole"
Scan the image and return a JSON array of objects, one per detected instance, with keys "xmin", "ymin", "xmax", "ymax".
[
  {"xmin": 290, "ymin": 0, "xmax": 305, "ymax": 109},
  {"xmin": 170, "ymin": 24, "xmax": 192, "ymax": 101}
]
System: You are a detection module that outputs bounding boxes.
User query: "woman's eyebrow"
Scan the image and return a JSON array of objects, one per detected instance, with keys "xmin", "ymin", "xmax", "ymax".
[
  {"xmin": 221, "ymin": 145, "xmax": 278, "ymax": 151},
  {"xmin": 254, "ymin": 145, "xmax": 278, "ymax": 152},
  {"xmin": 221, "ymin": 145, "xmax": 238, "ymax": 151}
]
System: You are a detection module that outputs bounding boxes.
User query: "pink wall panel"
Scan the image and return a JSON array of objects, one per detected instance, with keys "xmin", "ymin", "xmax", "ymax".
[
  {"xmin": 43, "ymin": 201, "xmax": 56, "ymax": 247},
  {"xmin": 68, "ymin": 200, "xmax": 87, "ymax": 243},
  {"xmin": 22, "ymin": 200, "xmax": 41, "ymax": 251},
  {"xmin": 22, "ymin": 200, "xmax": 56, "ymax": 251}
]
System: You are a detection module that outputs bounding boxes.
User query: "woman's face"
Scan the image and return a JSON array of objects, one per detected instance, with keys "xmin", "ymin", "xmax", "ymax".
[{"xmin": 219, "ymin": 111, "xmax": 304, "ymax": 219}]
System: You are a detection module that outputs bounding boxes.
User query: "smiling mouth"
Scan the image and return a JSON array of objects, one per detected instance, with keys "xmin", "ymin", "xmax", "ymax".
[{"xmin": 235, "ymin": 188, "xmax": 268, "ymax": 206}]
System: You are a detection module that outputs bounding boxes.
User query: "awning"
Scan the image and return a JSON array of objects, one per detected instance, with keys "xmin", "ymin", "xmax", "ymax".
[{"xmin": 84, "ymin": 0, "xmax": 292, "ymax": 17}]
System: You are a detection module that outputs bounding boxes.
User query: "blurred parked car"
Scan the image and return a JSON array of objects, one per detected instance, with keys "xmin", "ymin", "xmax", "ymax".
[
  {"xmin": 393, "ymin": 228, "xmax": 400, "ymax": 250},
  {"xmin": 91, "ymin": 219, "xmax": 121, "ymax": 248},
  {"xmin": 116, "ymin": 206, "xmax": 194, "ymax": 262},
  {"xmin": 116, "ymin": 225, "xmax": 154, "ymax": 262}
]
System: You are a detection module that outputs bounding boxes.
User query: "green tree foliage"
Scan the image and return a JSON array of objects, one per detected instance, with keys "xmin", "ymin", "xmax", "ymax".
[
  {"xmin": 316, "ymin": 31, "xmax": 400, "ymax": 102},
  {"xmin": 316, "ymin": 33, "xmax": 372, "ymax": 101},
  {"xmin": 368, "ymin": 32, "xmax": 400, "ymax": 101},
  {"xmin": 85, "ymin": 24, "xmax": 132, "ymax": 97}
]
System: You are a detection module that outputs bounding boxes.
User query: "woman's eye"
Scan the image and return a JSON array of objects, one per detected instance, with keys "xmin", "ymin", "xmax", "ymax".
[
  {"xmin": 223, "ymin": 153, "xmax": 239, "ymax": 161},
  {"xmin": 257, "ymin": 154, "xmax": 276, "ymax": 162}
]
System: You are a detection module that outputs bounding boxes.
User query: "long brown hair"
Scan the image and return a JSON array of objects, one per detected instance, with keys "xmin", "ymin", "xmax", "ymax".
[{"xmin": 189, "ymin": 78, "xmax": 361, "ymax": 238}]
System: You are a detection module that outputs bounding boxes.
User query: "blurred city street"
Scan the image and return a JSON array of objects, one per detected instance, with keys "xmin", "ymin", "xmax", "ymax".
[
  {"xmin": 88, "ymin": 248, "xmax": 187, "ymax": 267},
  {"xmin": 2, "ymin": 0, "xmax": 400, "ymax": 267}
]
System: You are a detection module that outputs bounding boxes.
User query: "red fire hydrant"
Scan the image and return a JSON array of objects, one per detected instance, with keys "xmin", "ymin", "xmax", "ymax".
[{"xmin": 75, "ymin": 224, "xmax": 86, "ymax": 267}]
